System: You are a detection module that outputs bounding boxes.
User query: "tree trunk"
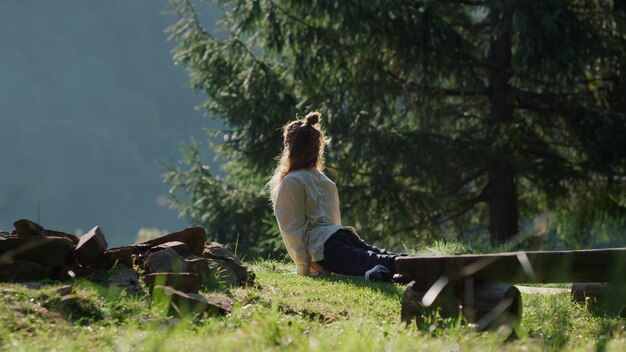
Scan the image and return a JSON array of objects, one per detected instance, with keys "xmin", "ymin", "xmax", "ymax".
[
  {"xmin": 487, "ymin": 163, "xmax": 518, "ymax": 242},
  {"xmin": 486, "ymin": 9, "xmax": 518, "ymax": 243}
]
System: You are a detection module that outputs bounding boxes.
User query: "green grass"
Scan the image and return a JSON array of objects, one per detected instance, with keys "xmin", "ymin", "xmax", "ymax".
[{"xmin": 1, "ymin": 260, "xmax": 625, "ymax": 351}]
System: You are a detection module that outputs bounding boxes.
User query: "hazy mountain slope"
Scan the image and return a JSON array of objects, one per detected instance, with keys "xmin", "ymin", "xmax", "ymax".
[{"xmin": 0, "ymin": 0, "xmax": 220, "ymax": 244}]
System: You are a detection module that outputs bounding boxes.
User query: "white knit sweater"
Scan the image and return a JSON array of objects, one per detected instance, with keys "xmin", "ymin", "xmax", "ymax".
[{"xmin": 273, "ymin": 168, "xmax": 355, "ymax": 275}]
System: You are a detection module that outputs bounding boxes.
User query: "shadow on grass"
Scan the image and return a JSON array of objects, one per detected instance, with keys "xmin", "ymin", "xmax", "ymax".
[{"xmin": 310, "ymin": 274, "xmax": 404, "ymax": 300}]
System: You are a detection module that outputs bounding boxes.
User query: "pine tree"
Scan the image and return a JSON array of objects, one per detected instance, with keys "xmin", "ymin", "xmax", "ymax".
[{"xmin": 165, "ymin": 0, "xmax": 626, "ymax": 253}]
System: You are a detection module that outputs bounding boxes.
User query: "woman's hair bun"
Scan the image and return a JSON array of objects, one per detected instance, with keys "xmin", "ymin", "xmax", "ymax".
[{"xmin": 305, "ymin": 111, "xmax": 321, "ymax": 126}]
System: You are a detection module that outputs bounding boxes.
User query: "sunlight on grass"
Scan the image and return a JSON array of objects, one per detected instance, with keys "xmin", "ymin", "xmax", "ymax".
[{"xmin": 1, "ymin": 261, "xmax": 626, "ymax": 351}]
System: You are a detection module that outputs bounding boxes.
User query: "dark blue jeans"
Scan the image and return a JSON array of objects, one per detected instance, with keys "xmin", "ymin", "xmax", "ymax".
[{"xmin": 316, "ymin": 229, "xmax": 398, "ymax": 276}]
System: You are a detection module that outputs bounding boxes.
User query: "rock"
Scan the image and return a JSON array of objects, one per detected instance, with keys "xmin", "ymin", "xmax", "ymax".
[
  {"xmin": 142, "ymin": 227, "xmax": 206, "ymax": 255},
  {"xmin": 144, "ymin": 272, "xmax": 200, "ymax": 294},
  {"xmin": 203, "ymin": 294, "xmax": 233, "ymax": 315},
  {"xmin": 73, "ymin": 226, "xmax": 108, "ymax": 267},
  {"xmin": 108, "ymin": 264, "xmax": 142, "ymax": 293},
  {"xmin": 60, "ymin": 293, "xmax": 79, "ymax": 303},
  {"xmin": 151, "ymin": 241, "xmax": 190, "ymax": 255},
  {"xmin": 203, "ymin": 242, "xmax": 238, "ymax": 261},
  {"xmin": 131, "ymin": 243, "xmax": 153, "ymax": 253},
  {"xmin": 57, "ymin": 265, "xmax": 98, "ymax": 281},
  {"xmin": 214, "ymin": 258, "xmax": 255, "ymax": 286},
  {"xmin": 0, "ymin": 236, "xmax": 74, "ymax": 268},
  {"xmin": 99, "ymin": 247, "xmax": 134, "ymax": 269},
  {"xmin": 56, "ymin": 285, "xmax": 73, "ymax": 296},
  {"xmin": 0, "ymin": 260, "xmax": 52, "ymax": 281},
  {"xmin": 202, "ymin": 242, "xmax": 254, "ymax": 286},
  {"xmin": 45, "ymin": 229, "xmax": 80, "ymax": 246},
  {"xmin": 13, "ymin": 219, "xmax": 46, "ymax": 236},
  {"xmin": 214, "ymin": 261, "xmax": 239, "ymax": 286},
  {"xmin": 57, "ymin": 293, "xmax": 83, "ymax": 315},
  {"xmin": 139, "ymin": 315, "xmax": 179, "ymax": 328},
  {"xmin": 184, "ymin": 256, "xmax": 220, "ymax": 289},
  {"xmin": 152, "ymin": 285, "xmax": 232, "ymax": 316},
  {"xmin": 19, "ymin": 281, "xmax": 49, "ymax": 289},
  {"xmin": 146, "ymin": 248, "xmax": 187, "ymax": 273},
  {"xmin": 202, "ymin": 242, "xmax": 255, "ymax": 286}
]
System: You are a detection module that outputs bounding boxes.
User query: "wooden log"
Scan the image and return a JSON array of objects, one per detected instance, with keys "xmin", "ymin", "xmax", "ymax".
[
  {"xmin": 401, "ymin": 280, "xmax": 521, "ymax": 332},
  {"xmin": 401, "ymin": 281, "xmax": 458, "ymax": 327},
  {"xmin": 571, "ymin": 282, "xmax": 626, "ymax": 316},
  {"xmin": 571, "ymin": 283, "xmax": 607, "ymax": 303},
  {"xmin": 468, "ymin": 283, "xmax": 521, "ymax": 331},
  {"xmin": 396, "ymin": 248, "xmax": 626, "ymax": 286}
]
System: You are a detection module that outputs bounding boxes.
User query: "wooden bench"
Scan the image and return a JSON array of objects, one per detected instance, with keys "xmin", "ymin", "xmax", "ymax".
[{"xmin": 395, "ymin": 248, "xmax": 626, "ymax": 331}]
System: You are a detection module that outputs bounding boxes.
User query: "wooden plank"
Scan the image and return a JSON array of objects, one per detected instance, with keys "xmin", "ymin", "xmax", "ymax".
[{"xmin": 395, "ymin": 248, "xmax": 626, "ymax": 286}]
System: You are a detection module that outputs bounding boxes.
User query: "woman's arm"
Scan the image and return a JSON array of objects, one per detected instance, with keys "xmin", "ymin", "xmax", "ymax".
[{"xmin": 274, "ymin": 176, "xmax": 311, "ymax": 275}]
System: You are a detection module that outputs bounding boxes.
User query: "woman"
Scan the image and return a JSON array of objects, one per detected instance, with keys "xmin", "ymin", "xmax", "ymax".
[{"xmin": 269, "ymin": 111, "xmax": 405, "ymax": 282}]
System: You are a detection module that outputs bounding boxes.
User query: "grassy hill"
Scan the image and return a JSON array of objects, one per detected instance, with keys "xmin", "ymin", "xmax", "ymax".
[{"xmin": 1, "ymin": 260, "xmax": 625, "ymax": 351}]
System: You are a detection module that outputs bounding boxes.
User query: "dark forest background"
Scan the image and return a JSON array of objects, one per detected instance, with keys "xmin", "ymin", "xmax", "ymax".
[
  {"xmin": 2, "ymin": 1, "xmax": 625, "ymax": 256},
  {"xmin": 0, "ymin": 1, "xmax": 221, "ymax": 245},
  {"xmin": 164, "ymin": 0, "xmax": 626, "ymax": 257}
]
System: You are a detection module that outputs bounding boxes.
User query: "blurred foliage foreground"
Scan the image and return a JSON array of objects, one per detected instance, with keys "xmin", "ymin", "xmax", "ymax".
[
  {"xmin": 163, "ymin": 0, "xmax": 626, "ymax": 258},
  {"xmin": 2, "ymin": 260, "xmax": 626, "ymax": 351}
]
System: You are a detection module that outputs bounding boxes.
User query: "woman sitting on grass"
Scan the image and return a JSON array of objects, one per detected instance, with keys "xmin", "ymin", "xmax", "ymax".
[{"xmin": 268, "ymin": 111, "xmax": 406, "ymax": 282}]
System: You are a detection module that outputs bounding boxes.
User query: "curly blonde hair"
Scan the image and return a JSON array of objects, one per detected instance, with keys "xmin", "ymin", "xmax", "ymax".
[{"xmin": 268, "ymin": 111, "xmax": 330, "ymax": 204}]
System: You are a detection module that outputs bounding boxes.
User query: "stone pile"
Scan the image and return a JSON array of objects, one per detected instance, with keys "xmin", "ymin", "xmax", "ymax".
[{"xmin": 0, "ymin": 219, "xmax": 255, "ymax": 316}]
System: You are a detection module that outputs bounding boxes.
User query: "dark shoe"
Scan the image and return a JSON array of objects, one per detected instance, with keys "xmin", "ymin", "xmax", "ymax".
[
  {"xmin": 392, "ymin": 274, "xmax": 412, "ymax": 285},
  {"xmin": 364, "ymin": 265, "xmax": 394, "ymax": 282}
]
